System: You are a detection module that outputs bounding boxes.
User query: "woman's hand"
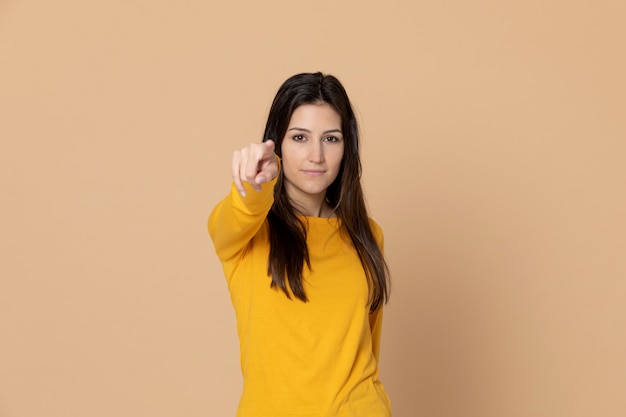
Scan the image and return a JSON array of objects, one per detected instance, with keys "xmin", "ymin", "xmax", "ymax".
[{"xmin": 232, "ymin": 140, "xmax": 278, "ymax": 197}]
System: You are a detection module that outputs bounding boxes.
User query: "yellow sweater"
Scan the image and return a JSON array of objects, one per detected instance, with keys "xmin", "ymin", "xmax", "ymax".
[{"xmin": 208, "ymin": 177, "xmax": 391, "ymax": 417}]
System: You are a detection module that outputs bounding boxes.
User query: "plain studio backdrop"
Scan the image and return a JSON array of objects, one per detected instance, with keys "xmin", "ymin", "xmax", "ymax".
[{"xmin": 1, "ymin": 1, "xmax": 625, "ymax": 416}]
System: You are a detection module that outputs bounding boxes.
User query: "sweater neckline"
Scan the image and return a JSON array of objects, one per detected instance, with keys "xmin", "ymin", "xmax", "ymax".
[{"xmin": 298, "ymin": 215, "xmax": 340, "ymax": 225}]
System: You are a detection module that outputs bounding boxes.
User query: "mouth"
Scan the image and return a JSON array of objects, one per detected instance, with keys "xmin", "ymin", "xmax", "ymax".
[{"xmin": 301, "ymin": 170, "xmax": 326, "ymax": 176}]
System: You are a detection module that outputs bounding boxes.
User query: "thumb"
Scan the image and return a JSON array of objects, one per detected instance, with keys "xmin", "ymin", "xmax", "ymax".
[{"xmin": 255, "ymin": 140, "xmax": 278, "ymax": 185}]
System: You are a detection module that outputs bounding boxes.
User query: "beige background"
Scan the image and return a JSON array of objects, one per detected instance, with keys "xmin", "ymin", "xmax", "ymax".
[{"xmin": 1, "ymin": 1, "xmax": 625, "ymax": 416}]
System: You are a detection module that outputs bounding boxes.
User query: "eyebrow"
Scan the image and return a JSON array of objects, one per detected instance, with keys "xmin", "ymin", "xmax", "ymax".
[{"xmin": 287, "ymin": 127, "xmax": 343, "ymax": 135}]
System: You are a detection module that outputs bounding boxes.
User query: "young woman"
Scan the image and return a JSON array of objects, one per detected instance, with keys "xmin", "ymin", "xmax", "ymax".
[{"xmin": 208, "ymin": 72, "xmax": 392, "ymax": 417}]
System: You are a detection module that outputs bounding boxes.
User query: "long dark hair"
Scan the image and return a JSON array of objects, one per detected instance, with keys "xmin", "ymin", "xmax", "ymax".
[{"xmin": 263, "ymin": 72, "xmax": 390, "ymax": 312}]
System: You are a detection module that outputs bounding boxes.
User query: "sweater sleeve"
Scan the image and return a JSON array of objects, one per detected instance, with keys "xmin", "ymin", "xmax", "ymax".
[{"xmin": 208, "ymin": 175, "xmax": 277, "ymax": 264}]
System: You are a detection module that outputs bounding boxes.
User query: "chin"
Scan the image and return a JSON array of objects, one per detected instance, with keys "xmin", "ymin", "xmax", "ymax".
[{"xmin": 302, "ymin": 183, "xmax": 333, "ymax": 195}]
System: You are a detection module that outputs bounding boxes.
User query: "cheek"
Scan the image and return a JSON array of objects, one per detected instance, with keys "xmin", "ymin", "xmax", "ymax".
[
  {"xmin": 279, "ymin": 147, "xmax": 298, "ymax": 176},
  {"xmin": 331, "ymin": 148, "xmax": 345, "ymax": 171},
  {"xmin": 280, "ymin": 141, "xmax": 300, "ymax": 161}
]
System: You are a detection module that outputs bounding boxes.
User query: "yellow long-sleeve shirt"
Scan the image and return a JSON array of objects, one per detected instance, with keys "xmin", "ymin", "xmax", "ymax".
[{"xmin": 208, "ymin": 177, "xmax": 391, "ymax": 417}]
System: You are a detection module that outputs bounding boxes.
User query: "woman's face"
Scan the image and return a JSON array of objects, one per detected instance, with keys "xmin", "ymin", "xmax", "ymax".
[{"xmin": 280, "ymin": 102, "xmax": 344, "ymax": 211}]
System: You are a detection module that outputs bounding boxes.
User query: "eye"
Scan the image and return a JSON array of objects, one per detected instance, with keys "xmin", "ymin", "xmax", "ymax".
[
  {"xmin": 292, "ymin": 134, "xmax": 306, "ymax": 142},
  {"xmin": 324, "ymin": 136, "xmax": 341, "ymax": 143}
]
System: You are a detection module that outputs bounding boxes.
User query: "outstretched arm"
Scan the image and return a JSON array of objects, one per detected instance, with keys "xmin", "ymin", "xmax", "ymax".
[{"xmin": 208, "ymin": 140, "xmax": 279, "ymax": 263}]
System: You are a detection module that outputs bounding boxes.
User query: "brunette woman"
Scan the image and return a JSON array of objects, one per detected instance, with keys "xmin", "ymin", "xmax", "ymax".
[{"xmin": 209, "ymin": 72, "xmax": 391, "ymax": 417}]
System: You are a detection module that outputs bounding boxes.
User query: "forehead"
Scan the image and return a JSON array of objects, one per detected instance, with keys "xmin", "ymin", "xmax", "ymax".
[{"xmin": 288, "ymin": 103, "xmax": 341, "ymax": 128}]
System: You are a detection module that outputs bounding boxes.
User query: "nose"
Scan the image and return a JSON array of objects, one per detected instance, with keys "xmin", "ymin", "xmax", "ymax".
[{"xmin": 308, "ymin": 140, "xmax": 324, "ymax": 163}]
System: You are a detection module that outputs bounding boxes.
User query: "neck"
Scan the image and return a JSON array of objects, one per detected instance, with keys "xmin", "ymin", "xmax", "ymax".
[{"xmin": 291, "ymin": 197, "xmax": 334, "ymax": 218}]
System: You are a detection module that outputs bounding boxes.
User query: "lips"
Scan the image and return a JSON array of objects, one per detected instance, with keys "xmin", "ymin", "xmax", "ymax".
[{"xmin": 301, "ymin": 170, "xmax": 326, "ymax": 176}]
